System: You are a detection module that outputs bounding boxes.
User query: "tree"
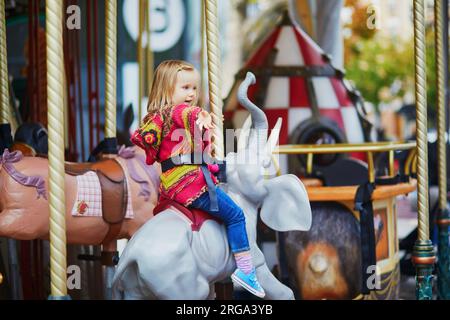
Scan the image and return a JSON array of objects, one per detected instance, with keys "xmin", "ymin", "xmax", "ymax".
[{"xmin": 343, "ymin": 0, "xmax": 436, "ymax": 114}]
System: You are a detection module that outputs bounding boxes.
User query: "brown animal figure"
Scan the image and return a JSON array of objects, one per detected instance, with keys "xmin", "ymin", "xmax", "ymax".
[
  {"xmin": 0, "ymin": 146, "xmax": 160, "ymax": 246},
  {"xmin": 284, "ymin": 201, "xmax": 361, "ymax": 299}
]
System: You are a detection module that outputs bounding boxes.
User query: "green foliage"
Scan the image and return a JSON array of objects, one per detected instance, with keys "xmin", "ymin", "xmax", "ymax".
[
  {"xmin": 343, "ymin": 0, "xmax": 437, "ymax": 113},
  {"xmin": 345, "ymin": 29, "xmax": 436, "ymax": 111},
  {"xmin": 344, "ymin": 36, "xmax": 414, "ymax": 106}
]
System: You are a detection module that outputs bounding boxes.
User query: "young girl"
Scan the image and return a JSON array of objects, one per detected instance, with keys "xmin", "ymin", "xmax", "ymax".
[{"xmin": 131, "ymin": 60, "xmax": 265, "ymax": 298}]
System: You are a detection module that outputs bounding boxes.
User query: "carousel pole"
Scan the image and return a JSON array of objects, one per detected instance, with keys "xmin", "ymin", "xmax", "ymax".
[
  {"xmin": 103, "ymin": 0, "xmax": 118, "ymax": 300},
  {"xmin": 104, "ymin": 0, "xmax": 117, "ymax": 143},
  {"xmin": 46, "ymin": 0, "xmax": 70, "ymax": 300},
  {"xmin": 205, "ymin": 0, "xmax": 224, "ymax": 159},
  {"xmin": 412, "ymin": 0, "xmax": 436, "ymax": 300},
  {"xmin": 200, "ymin": 0, "xmax": 206, "ymax": 100},
  {"xmin": 145, "ymin": 0, "xmax": 153, "ymax": 94},
  {"xmin": 205, "ymin": 0, "xmax": 232, "ymax": 299},
  {"xmin": 138, "ymin": 0, "xmax": 145, "ymax": 121},
  {"xmin": 0, "ymin": 0, "xmax": 12, "ymax": 150},
  {"xmin": 435, "ymin": 0, "xmax": 450, "ymax": 300},
  {"xmin": 0, "ymin": 0, "xmax": 22, "ymax": 300},
  {"xmin": 0, "ymin": 0, "xmax": 11, "ymax": 126}
]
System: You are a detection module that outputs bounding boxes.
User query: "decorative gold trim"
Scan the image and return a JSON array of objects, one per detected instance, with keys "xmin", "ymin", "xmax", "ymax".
[
  {"xmin": 306, "ymin": 153, "xmax": 313, "ymax": 175},
  {"xmin": 368, "ymin": 151, "xmax": 374, "ymax": 183},
  {"xmin": 274, "ymin": 141, "xmax": 416, "ymax": 154},
  {"xmin": 404, "ymin": 148, "xmax": 416, "ymax": 175},
  {"xmin": 389, "ymin": 151, "xmax": 395, "ymax": 177}
]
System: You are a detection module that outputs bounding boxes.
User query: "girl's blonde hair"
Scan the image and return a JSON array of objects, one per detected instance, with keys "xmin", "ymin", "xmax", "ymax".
[{"xmin": 146, "ymin": 60, "xmax": 198, "ymax": 120}]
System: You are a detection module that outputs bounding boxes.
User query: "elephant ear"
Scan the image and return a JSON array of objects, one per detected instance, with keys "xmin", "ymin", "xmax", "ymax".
[{"xmin": 260, "ymin": 174, "xmax": 312, "ymax": 232}]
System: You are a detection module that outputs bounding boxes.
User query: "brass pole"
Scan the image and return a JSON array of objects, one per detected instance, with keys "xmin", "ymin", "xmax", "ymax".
[
  {"xmin": 201, "ymin": 0, "xmax": 206, "ymax": 99},
  {"xmin": 435, "ymin": 0, "xmax": 450, "ymax": 300},
  {"xmin": 275, "ymin": 141, "xmax": 416, "ymax": 154},
  {"xmin": 104, "ymin": 0, "xmax": 117, "ymax": 138},
  {"xmin": 414, "ymin": 0, "xmax": 431, "ymax": 246},
  {"xmin": 103, "ymin": 0, "xmax": 119, "ymax": 300},
  {"xmin": 405, "ymin": 148, "xmax": 417, "ymax": 176},
  {"xmin": 412, "ymin": 0, "xmax": 435, "ymax": 300},
  {"xmin": 46, "ymin": 0, "xmax": 69, "ymax": 299},
  {"xmin": 306, "ymin": 153, "xmax": 313, "ymax": 175},
  {"xmin": 367, "ymin": 151, "xmax": 375, "ymax": 183},
  {"xmin": 205, "ymin": 0, "xmax": 224, "ymax": 159},
  {"xmin": 137, "ymin": 0, "xmax": 144, "ymax": 122},
  {"xmin": 435, "ymin": 0, "xmax": 448, "ymax": 214},
  {"xmin": 0, "ymin": 0, "xmax": 11, "ymax": 124},
  {"xmin": 145, "ymin": 0, "xmax": 153, "ymax": 96},
  {"xmin": 388, "ymin": 150, "xmax": 395, "ymax": 177}
]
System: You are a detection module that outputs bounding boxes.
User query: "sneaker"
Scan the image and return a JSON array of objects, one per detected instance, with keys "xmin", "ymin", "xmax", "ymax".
[{"xmin": 231, "ymin": 268, "xmax": 265, "ymax": 298}]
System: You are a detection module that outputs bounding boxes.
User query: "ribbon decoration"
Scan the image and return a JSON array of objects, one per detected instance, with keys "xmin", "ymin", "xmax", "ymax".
[
  {"xmin": 118, "ymin": 145, "xmax": 159, "ymax": 201},
  {"xmin": 0, "ymin": 149, "xmax": 47, "ymax": 199}
]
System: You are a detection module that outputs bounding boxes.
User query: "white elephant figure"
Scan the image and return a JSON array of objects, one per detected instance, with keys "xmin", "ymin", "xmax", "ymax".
[{"xmin": 112, "ymin": 72, "xmax": 312, "ymax": 300}]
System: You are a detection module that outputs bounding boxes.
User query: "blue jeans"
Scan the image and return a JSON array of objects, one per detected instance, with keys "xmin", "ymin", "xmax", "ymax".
[{"xmin": 189, "ymin": 187, "xmax": 250, "ymax": 253}]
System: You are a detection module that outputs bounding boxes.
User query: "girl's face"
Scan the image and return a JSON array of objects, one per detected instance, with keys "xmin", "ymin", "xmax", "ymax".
[{"xmin": 172, "ymin": 69, "xmax": 200, "ymax": 106}]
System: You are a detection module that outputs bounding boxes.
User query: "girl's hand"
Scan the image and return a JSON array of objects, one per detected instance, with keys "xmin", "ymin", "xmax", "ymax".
[
  {"xmin": 211, "ymin": 113, "xmax": 224, "ymax": 123},
  {"xmin": 196, "ymin": 110, "xmax": 215, "ymax": 131}
]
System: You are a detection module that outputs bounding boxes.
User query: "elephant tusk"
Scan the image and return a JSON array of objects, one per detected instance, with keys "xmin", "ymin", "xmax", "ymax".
[
  {"xmin": 237, "ymin": 115, "xmax": 252, "ymax": 151},
  {"xmin": 266, "ymin": 117, "xmax": 282, "ymax": 156}
]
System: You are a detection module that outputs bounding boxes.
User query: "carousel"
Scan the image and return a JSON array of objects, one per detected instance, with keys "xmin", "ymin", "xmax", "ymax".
[{"xmin": 0, "ymin": 0, "xmax": 448, "ymax": 301}]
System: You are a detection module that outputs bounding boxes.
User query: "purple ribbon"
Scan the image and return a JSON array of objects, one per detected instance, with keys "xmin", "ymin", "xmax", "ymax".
[
  {"xmin": 118, "ymin": 145, "xmax": 154, "ymax": 201},
  {"xmin": 118, "ymin": 145, "xmax": 136, "ymax": 159},
  {"xmin": 0, "ymin": 149, "xmax": 47, "ymax": 199},
  {"xmin": 136, "ymin": 154, "xmax": 160, "ymax": 192}
]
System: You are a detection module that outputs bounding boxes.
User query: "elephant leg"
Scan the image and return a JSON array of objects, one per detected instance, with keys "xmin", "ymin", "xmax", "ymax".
[
  {"xmin": 119, "ymin": 213, "xmax": 212, "ymax": 300},
  {"xmin": 112, "ymin": 262, "xmax": 157, "ymax": 300},
  {"xmin": 256, "ymin": 263, "xmax": 295, "ymax": 300},
  {"xmin": 150, "ymin": 258, "xmax": 211, "ymax": 300}
]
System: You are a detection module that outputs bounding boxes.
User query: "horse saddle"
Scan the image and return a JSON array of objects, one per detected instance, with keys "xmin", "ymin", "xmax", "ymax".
[
  {"xmin": 154, "ymin": 198, "xmax": 222, "ymax": 232},
  {"xmin": 65, "ymin": 159, "xmax": 127, "ymax": 224}
]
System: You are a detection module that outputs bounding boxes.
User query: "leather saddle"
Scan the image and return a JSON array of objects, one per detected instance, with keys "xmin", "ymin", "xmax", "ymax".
[
  {"xmin": 65, "ymin": 158, "xmax": 127, "ymax": 225},
  {"xmin": 154, "ymin": 197, "xmax": 222, "ymax": 232}
]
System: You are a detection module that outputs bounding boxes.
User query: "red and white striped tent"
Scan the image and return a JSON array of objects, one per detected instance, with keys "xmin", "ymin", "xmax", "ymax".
[{"xmin": 224, "ymin": 11, "xmax": 371, "ymax": 172}]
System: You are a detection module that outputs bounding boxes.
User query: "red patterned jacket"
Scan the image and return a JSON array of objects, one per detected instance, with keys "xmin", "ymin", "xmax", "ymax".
[{"xmin": 131, "ymin": 103, "xmax": 219, "ymax": 206}]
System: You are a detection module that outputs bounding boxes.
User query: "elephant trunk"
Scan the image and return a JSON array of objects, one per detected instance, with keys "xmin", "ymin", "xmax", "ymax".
[{"xmin": 237, "ymin": 72, "xmax": 268, "ymax": 151}]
